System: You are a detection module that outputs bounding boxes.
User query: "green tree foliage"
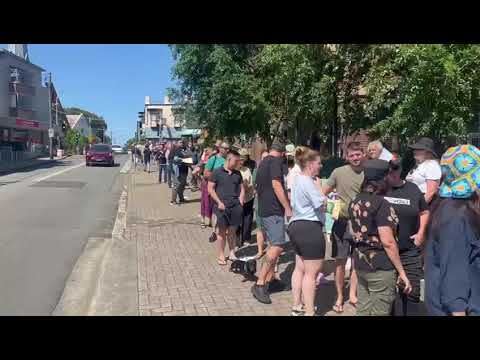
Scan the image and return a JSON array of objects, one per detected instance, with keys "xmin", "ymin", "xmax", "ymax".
[
  {"xmin": 65, "ymin": 129, "xmax": 81, "ymax": 153},
  {"xmin": 364, "ymin": 44, "xmax": 480, "ymax": 144},
  {"xmin": 169, "ymin": 44, "xmax": 480, "ymax": 151}
]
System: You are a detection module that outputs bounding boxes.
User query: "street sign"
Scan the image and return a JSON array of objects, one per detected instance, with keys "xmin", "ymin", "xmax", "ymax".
[{"xmin": 48, "ymin": 128, "xmax": 54, "ymax": 138}]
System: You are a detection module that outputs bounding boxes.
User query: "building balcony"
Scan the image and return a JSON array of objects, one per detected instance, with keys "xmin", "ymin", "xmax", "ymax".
[
  {"xmin": 9, "ymin": 82, "xmax": 36, "ymax": 96},
  {"xmin": 9, "ymin": 107, "xmax": 37, "ymax": 120}
]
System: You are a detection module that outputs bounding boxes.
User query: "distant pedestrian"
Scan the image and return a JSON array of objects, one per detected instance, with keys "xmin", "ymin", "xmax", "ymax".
[
  {"xmin": 208, "ymin": 150, "xmax": 245, "ymax": 265},
  {"xmin": 238, "ymin": 149, "xmax": 255, "ymax": 246},
  {"xmin": 156, "ymin": 143, "xmax": 167, "ymax": 183},
  {"xmin": 253, "ymin": 150, "xmax": 269, "ymax": 258},
  {"xmin": 367, "ymin": 140, "xmax": 393, "ymax": 162},
  {"xmin": 190, "ymin": 145, "xmax": 200, "ymax": 191},
  {"xmin": 166, "ymin": 142, "xmax": 175, "ymax": 188},
  {"xmin": 143, "ymin": 144, "xmax": 151, "ymax": 173},
  {"xmin": 200, "ymin": 147, "xmax": 214, "ymax": 228},
  {"xmin": 406, "ymin": 137, "xmax": 441, "ymax": 205},
  {"xmin": 286, "ymin": 145, "xmax": 303, "ymax": 198},
  {"xmin": 425, "ymin": 144, "xmax": 480, "ymax": 316},
  {"xmin": 171, "ymin": 140, "xmax": 189, "ymax": 205},
  {"xmin": 135, "ymin": 145, "xmax": 142, "ymax": 170}
]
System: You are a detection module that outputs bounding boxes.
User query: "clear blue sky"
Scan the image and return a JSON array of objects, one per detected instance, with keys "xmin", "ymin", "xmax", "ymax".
[{"xmin": 1, "ymin": 44, "xmax": 175, "ymax": 146}]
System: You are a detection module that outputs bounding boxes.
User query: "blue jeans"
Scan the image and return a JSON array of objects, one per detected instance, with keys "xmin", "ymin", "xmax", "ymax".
[
  {"xmin": 158, "ymin": 164, "xmax": 167, "ymax": 183},
  {"xmin": 167, "ymin": 163, "xmax": 173, "ymax": 188}
]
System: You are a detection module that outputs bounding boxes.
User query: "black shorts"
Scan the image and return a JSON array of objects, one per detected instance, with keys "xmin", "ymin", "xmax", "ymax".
[
  {"xmin": 214, "ymin": 203, "xmax": 243, "ymax": 228},
  {"xmin": 331, "ymin": 218, "xmax": 352, "ymax": 260},
  {"xmin": 288, "ymin": 220, "xmax": 325, "ymax": 260}
]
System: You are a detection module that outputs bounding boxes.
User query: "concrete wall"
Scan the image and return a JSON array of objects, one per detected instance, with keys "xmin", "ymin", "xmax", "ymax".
[{"xmin": 0, "ymin": 54, "xmax": 49, "ymax": 127}]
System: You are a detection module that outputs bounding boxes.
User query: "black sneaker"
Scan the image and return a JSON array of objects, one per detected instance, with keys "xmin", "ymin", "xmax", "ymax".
[
  {"xmin": 251, "ymin": 284, "xmax": 272, "ymax": 304},
  {"xmin": 268, "ymin": 279, "xmax": 286, "ymax": 293}
]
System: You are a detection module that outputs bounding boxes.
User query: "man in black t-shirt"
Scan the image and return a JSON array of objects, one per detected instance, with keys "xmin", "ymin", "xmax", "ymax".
[
  {"xmin": 385, "ymin": 159, "xmax": 430, "ymax": 316},
  {"xmin": 208, "ymin": 150, "xmax": 245, "ymax": 265},
  {"xmin": 251, "ymin": 141, "xmax": 292, "ymax": 305}
]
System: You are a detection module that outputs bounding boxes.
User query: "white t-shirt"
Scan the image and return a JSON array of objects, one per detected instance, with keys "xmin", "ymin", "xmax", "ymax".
[
  {"xmin": 286, "ymin": 164, "xmax": 302, "ymax": 191},
  {"xmin": 406, "ymin": 160, "xmax": 441, "ymax": 194},
  {"xmin": 379, "ymin": 147, "xmax": 393, "ymax": 161}
]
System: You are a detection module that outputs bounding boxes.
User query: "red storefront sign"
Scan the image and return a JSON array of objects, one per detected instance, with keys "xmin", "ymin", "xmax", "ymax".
[{"xmin": 16, "ymin": 119, "xmax": 39, "ymax": 128}]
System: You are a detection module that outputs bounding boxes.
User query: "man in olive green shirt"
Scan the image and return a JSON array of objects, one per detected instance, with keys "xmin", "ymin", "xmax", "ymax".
[{"xmin": 323, "ymin": 142, "xmax": 364, "ymax": 314}]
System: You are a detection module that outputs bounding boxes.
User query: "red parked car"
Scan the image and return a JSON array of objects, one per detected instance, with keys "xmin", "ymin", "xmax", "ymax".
[{"xmin": 86, "ymin": 144, "xmax": 115, "ymax": 167}]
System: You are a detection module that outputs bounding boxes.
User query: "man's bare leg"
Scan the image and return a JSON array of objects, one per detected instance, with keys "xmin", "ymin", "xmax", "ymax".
[
  {"xmin": 227, "ymin": 226, "xmax": 238, "ymax": 260},
  {"xmin": 256, "ymin": 229, "xmax": 266, "ymax": 258},
  {"xmin": 216, "ymin": 226, "xmax": 227, "ymax": 264},
  {"xmin": 348, "ymin": 267, "xmax": 358, "ymax": 305},
  {"xmin": 256, "ymin": 246, "xmax": 283, "ymax": 286},
  {"xmin": 334, "ymin": 258, "xmax": 347, "ymax": 312}
]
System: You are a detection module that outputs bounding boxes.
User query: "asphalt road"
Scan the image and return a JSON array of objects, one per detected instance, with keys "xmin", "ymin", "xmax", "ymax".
[{"xmin": 0, "ymin": 154, "xmax": 128, "ymax": 315}]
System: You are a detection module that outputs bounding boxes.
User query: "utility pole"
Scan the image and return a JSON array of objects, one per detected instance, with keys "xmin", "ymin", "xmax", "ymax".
[
  {"xmin": 55, "ymin": 95, "xmax": 59, "ymax": 151},
  {"xmin": 48, "ymin": 73, "xmax": 53, "ymax": 160}
]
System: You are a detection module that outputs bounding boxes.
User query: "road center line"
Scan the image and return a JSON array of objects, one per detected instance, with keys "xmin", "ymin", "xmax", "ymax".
[{"xmin": 31, "ymin": 161, "xmax": 86, "ymax": 184}]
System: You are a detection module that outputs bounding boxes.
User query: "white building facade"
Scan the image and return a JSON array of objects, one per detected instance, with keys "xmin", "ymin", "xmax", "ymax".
[{"xmin": 67, "ymin": 114, "xmax": 91, "ymax": 137}]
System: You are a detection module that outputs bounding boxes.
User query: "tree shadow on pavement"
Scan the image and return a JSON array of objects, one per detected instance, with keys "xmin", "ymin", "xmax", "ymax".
[{"xmin": 0, "ymin": 159, "xmax": 73, "ymax": 177}]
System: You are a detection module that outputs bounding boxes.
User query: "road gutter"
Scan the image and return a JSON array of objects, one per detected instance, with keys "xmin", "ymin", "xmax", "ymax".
[{"xmin": 53, "ymin": 185, "xmax": 134, "ymax": 316}]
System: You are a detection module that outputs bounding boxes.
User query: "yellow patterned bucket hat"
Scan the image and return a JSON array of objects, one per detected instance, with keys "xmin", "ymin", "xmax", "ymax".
[{"xmin": 439, "ymin": 144, "xmax": 480, "ymax": 199}]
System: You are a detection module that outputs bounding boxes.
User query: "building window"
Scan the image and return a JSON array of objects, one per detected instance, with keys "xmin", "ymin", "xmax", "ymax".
[{"xmin": 10, "ymin": 66, "xmax": 33, "ymax": 86}]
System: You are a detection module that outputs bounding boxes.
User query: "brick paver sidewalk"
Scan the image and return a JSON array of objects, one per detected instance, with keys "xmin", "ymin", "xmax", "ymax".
[{"xmin": 127, "ymin": 166, "xmax": 355, "ymax": 316}]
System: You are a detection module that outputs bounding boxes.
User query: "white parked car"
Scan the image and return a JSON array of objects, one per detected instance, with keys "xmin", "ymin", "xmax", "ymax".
[{"xmin": 112, "ymin": 145, "xmax": 124, "ymax": 154}]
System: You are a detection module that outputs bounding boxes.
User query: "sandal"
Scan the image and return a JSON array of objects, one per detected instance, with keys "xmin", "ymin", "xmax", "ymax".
[
  {"xmin": 217, "ymin": 258, "xmax": 227, "ymax": 266},
  {"xmin": 209, "ymin": 232, "xmax": 217, "ymax": 243},
  {"xmin": 348, "ymin": 300, "xmax": 357, "ymax": 308},
  {"xmin": 201, "ymin": 223, "xmax": 207, "ymax": 229},
  {"xmin": 332, "ymin": 302, "xmax": 344, "ymax": 314}
]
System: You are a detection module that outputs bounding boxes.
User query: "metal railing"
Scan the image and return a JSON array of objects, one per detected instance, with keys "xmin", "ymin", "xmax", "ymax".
[{"xmin": 0, "ymin": 147, "xmax": 45, "ymax": 162}]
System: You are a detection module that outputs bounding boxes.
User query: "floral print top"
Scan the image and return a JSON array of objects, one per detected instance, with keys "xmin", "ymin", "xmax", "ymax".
[{"xmin": 348, "ymin": 192, "xmax": 399, "ymax": 272}]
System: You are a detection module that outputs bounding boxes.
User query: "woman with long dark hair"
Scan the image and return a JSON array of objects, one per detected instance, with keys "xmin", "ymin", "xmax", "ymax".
[
  {"xmin": 425, "ymin": 145, "xmax": 480, "ymax": 316},
  {"xmin": 349, "ymin": 159, "xmax": 412, "ymax": 316}
]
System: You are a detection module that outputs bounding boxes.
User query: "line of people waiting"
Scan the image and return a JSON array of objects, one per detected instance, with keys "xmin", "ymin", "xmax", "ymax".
[{"xmin": 205, "ymin": 137, "xmax": 479, "ymax": 316}]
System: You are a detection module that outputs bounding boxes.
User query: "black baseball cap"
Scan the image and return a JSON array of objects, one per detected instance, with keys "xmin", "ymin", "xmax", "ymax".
[{"xmin": 363, "ymin": 159, "xmax": 390, "ymax": 181}]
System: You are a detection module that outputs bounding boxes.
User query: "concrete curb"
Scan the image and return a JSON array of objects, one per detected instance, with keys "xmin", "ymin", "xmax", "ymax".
[{"xmin": 52, "ymin": 186, "xmax": 128, "ymax": 316}]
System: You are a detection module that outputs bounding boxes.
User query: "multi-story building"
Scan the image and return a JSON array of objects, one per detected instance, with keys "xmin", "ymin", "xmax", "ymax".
[
  {"xmin": 0, "ymin": 47, "xmax": 50, "ymax": 156},
  {"xmin": 143, "ymin": 95, "xmax": 184, "ymax": 129},
  {"xmin": 140, "ymin": 95, "xmax": 184, "ymax": 142}
]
